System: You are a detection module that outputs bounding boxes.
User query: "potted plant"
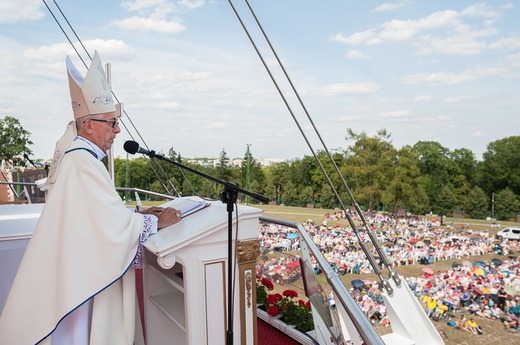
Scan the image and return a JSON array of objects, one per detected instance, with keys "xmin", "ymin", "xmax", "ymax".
[{"xmin": 256, "ymin": 276, "xmax": 314, "ymax": 333}]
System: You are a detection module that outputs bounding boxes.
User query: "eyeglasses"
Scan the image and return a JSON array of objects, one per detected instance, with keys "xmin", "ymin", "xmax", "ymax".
[{"xmin": 90, "ymin": 119, "xmax": 120, "ymax": 128}]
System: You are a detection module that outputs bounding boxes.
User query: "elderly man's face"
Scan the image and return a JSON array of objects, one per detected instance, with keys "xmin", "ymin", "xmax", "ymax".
[{"xmin": 88, "ymin": 112, "xmax": 120, "ymax": 151}]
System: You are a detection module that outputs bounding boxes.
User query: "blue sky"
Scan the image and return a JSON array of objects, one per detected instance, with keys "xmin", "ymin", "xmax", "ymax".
[{"xmin": 1, "ymin": 1, "xmax": 519, "ymax": 162}]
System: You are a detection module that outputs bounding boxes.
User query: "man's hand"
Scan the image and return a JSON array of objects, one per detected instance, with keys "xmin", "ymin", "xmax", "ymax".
[{"xmin": 140, "ymin": 206, "xmax": 181, "ymax": 229}]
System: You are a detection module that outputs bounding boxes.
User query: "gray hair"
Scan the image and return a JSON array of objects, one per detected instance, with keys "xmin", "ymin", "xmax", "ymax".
[{"xmin": 75, "ymin": 113, "xmax": 106, "ymax": 131}]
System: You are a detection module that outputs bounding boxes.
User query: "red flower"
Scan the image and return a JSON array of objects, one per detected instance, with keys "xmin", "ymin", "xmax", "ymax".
[
  {"xmin": 267, "ymin": 305, "xmax": 279, "ymax": 317},
  {"xmin": 298, "ymin": 299, "xmax": 306, "ymax": 306},
  {"xmin": 267, "ymin": 293, "xmax": 283, "ymax": 304},
  {"xmin": 282, "ymin": 289, "xmax": 298, "ymax": 298},
  {"xmin": 261, "ymin": 278, "xmax": 274, "ymax": 290},
  {"xmin": 305, "ymin": 300, "xmax": 311, "ymax": 309},
  {"xmin": 267, "ymin": 294, "xmax": 278, "ymax": 304}
]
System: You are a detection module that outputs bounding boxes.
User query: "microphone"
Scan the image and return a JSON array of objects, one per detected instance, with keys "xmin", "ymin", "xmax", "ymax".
[
  {"xmin": 23, "ymin": 153, "xmax": 38, "ymax": 168},
  {"xmin": 123, "ymin": 140, "xmax": 158, "ymax": 157}
]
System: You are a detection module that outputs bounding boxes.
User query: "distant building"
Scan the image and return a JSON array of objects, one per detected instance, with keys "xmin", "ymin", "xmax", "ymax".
[
  {"xmin": 0, "ymin": 165, "xmax": 46, "ymax": 204},
  {"xmin": 184, "ymin": 156, "xmax": 288, "ymax": 168}
]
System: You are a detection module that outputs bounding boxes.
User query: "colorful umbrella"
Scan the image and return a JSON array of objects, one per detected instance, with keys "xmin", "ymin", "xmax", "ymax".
[
  {"xmin": 504, "ymin": 285, "xmax": 517, "ymax": 296},
  {"xmin": 422, "ymin": 267, "xmax": 434, "ymax": 275},
  {"xmin": 473, "ymin": 267, "xmax": 488, "ymax": 276},
  {"xmin": 351, "ymin": 279, "xmax": 364, "ymax": 289},
  {"xmin": 492, "ymin": 258, "xmax": 503, "ymax": 266},
  {"xmin": 473, "ymin": 260, "xmax": 486, "ymax": 267}
]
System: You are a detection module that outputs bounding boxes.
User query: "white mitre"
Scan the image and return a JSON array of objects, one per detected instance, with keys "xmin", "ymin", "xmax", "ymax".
[
  {"xmin": 66, "ymin": 50, "xmax": 116, "ymax": 119},
  {"xmin": 46, "ymin": 51, "xmax": 119, "ymax": 186}
]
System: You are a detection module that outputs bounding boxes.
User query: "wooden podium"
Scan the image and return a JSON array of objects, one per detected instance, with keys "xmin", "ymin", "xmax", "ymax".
[{"xmin": 143, "ymin": 197, "xmax": 262, "ymax": 345}]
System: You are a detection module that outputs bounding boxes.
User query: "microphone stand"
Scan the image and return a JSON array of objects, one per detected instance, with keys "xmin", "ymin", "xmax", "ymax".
[{"xmin": 140, "ymin": 149, "xmax": 268, "ymax": 345}]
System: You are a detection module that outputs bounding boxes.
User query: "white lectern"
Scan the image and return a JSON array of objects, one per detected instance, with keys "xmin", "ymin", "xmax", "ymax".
[{"xmin": 143, "ymin": 197, "xmax": 262, "ymax": 345}]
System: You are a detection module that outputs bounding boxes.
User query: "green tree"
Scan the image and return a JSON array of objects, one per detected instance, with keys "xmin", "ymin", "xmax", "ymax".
[
  {"xmin": 448, "ymin": 148, "xmax": 476, "ymax": 208},
  {"xmin": 281, "ymin": 181, "xmax": 299, "ymax": 206},
  {"xmin": 381, "ymin": 145, "xmax": 422, "ymax": 214},
  {"xmin": 436, "ymin": 185, "xmax": 457, "ymax": 216},
  {"xmin": 477, "ymin": 136, "xmax": 520, "ymax": 197},
  {"xmin": 0, "ymin": 116, "xmax": 34, "ymax": 161},
  {"xmin": 318, "ymin": 184, "xmax": 336, "ymax": 209},
  {"xmin": 264, "ymin": 161, "xmax": 290, "ymax": 203},
  {"xmin": 464, "ymin": 186, "xmax": 489, "ymax": 219},
  {"xmin": 240, "ymin": 145, "xmax": 265, "ymax": 203},
  {"xmin": 494, "ymin": 188, "xmax": 520, "ymax": 221},
  {"xmin": 114, "ymin": 157, "xmax": 154, "ymax": 191},
  {"xmin": 299, "ymin": 186, "xmax": 315, "ymax": 207},
  {"xmin": 216, "ymin": 148, "xmax": 232, "ymax": 182},
  {"xmin": 411, "ymin": 141, "xmax": 451, "ymax": 213},
  {"xmin": 343, "ymin": 129, "xmax": 395, "ymax": 212},
  {"xmin": 249, "ymin": 179, "xmax": 263, "ymax": 203},
  {"xmin": 309, "ymin": 150, "xmax": 344, "ymax": 207}
]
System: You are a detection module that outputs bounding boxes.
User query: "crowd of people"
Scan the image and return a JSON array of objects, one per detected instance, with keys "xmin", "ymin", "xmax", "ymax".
[
  {"xmin": 257, "ymin": 211, "xmax": 520, "ymax": 335},
  {"xmin": 259, "ymin": 212, "xmax": 517, "ymax": 277}
]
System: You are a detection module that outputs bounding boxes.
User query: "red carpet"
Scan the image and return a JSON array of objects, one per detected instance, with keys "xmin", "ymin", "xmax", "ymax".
[
  {"xmin": 136, "ymin": 269, "xmax": 301, "ymax": 344},
  {"xmin": 257, "ymin": 318, "xmax": 301, "ymax": 345}
]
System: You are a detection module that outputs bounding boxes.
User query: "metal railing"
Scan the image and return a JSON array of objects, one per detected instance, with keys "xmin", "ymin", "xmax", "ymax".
[{"xmin": 115, "ymin": 187, "xmax": 176, "ymax": 202}]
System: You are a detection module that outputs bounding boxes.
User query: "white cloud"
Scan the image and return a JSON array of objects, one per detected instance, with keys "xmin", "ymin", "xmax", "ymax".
[
  {"xmin": 177, "ymin": 71, "xmax": 211, "ymax": 81},
  {"xmin": 178, "ymin": 0, "xmax": 205, "ymax": 9},
  {"xmin": 443, "ymin": 96, "xmax": 475, "ymax": 103},
  {"xmin": 320, "ymin": 82, "xmax": 381, "ymax": 95},
  {"xmin": 460, "ymin": 3, "xmax": 500, "ymax": 20},
  {"xmin": 24, "ymin": 39, "xmax": 134, "ymax": 62},
  {"xmin": 471, "ymin": 131, "xmax": 485, "ymax": 137},
  {"xmin": 337, "ymin": 115, "xmax": 363, "ymax": 122},
  {"xmin": 402, "ymin": 63, "xmax": 506, "ymax": 85},
  {"xmin": 330, "ymin": 30, "xmax": 380, "ymax": 45},
  {"xmin": 332, "ymin": 3, "xmax": 510, "ymax": 56},
  {"xmin": 110, "ymin": 16, "xmax": 185, "ymax": 34},
  {"xmin": 345, "ymin": 50, "xmax": 371, "ymax": 60},
  {"xmin": 206, "ymin": 122, "xmax": 226, "ymax": 128},
  {"xmin": 489, "ymin": 36, "xmax": 520, "ymax": 51},
  {"xmin": 505, "ymin": 52, "xmax": 520, "ymax": 69},
  {"xmin": 113, "ymin": 0, "xmax": 201, "ymax": 33},
  {"xmin": 0, "ymin": 0, "xmax": 44, "ymax": 23},
  {"xmin": 416, "ymin": 34, "xmax": 489, "ymax": 55},
  {"xmin": 380, "ymin": 110, "xmax": 412, "ymax": 118},
  {"xmin": 121, "ymin": 0, "xmax": 173, "ymax": 13},
  {"xmin": 156, "ymin": 101, "xmax": 182, "ymax": 110},
  {"xmin": 403, "ymin": 71, "xmax": 477, "ymax": 85},
  {"xmin": 412, "ymin": 95, "xmax": 432, "ymax": 102},
  {"xmin": 372, "ymin": 2, "xmax": 405, "ymax": 13}
]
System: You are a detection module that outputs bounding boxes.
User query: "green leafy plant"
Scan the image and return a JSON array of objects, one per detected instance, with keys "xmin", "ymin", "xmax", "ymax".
[{"xmin": 256, "ymin": 276, "xmax": 314, "ymax": 333}]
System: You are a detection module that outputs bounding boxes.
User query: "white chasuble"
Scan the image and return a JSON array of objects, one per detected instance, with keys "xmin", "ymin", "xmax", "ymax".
[{"xmin": 0, "ymin": 140, "xmax": 145, "ymax": 345}]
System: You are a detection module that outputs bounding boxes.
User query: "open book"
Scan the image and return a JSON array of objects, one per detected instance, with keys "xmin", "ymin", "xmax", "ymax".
[{"xmin": 175, "ymin": 198, "xmax": 211, "ymax": 218}]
